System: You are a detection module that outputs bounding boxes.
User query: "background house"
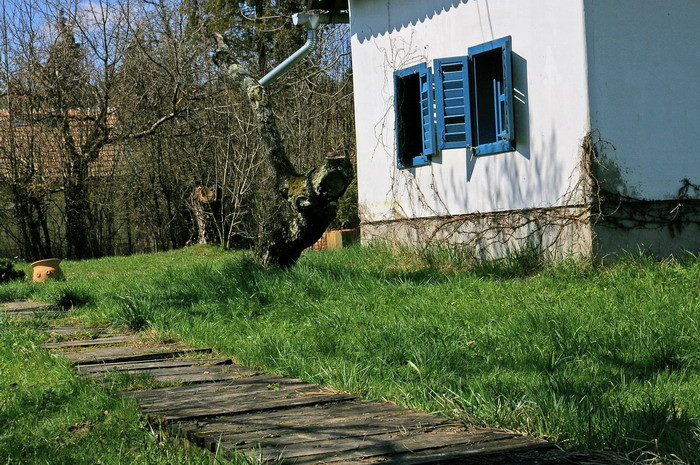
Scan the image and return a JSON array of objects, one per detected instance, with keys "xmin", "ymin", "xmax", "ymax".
[
  {"xmin": 0, "ymin": 110, "xmax": 125, "ymax": 183},
  {"xmin": 0, "ymin": 109, "xmax": 127, "ymax": 258},
  {"xmin": 339, "ymin": 0, "xmax": 700, "ymax": 258}
]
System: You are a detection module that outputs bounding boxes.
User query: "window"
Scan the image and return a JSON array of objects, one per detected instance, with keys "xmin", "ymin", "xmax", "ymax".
[
  {"xmin": 468, "ymin": 36, "xmax": 514, "ymax": 156},
  {"xmin": 394, "ymin": 63, "xmax": 435, "ymax": 168},
  {"xmin": 394, "ymin": 36, "xmax": 514, "ymax": 168}
]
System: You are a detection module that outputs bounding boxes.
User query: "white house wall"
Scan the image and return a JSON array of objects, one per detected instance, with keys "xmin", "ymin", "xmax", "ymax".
[
  {"xmin": 584, "ymin": 0, "xmax": 700, "ymax": 201},
  {"xmin": 349, "ymin": 0, "xmax": 591, "ymax": 224}
]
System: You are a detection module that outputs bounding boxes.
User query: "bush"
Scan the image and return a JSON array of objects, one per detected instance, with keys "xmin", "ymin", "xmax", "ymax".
[{"xmin": 0, "ymin": 259, "xmax": 25, "ymax": 284}]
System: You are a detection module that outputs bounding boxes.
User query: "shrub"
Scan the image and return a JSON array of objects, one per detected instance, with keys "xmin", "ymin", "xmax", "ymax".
[{"xmin": 0, "ymin": 259, "xmax": 25, "ymax": 284}]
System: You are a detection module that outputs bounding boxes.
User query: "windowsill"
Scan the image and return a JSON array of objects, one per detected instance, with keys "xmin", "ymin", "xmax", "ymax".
[
  {"xmin": 474, "ymin": 140, "xmax": 515, "ymax": 157},
  {"xmin": 397, "ymin": 155, "xmax": 431, "ymax": 169}
]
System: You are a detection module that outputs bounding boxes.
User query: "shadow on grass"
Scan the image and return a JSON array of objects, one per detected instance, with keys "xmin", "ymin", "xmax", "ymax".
[{"xmin": 613, "ymin": 398, "xmax": 698, "ymax": 461}]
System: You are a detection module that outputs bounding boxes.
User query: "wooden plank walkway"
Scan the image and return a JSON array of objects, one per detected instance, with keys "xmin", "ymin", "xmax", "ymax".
[
  {"xmin": 0, "ymin": 300, "xmax": 58, "ymax": 317},
  {"xmin": 40, "ymin": 326, "xmax": 557, "ymax": 464},
  {"xmin": 5, "ymin": 302, "xmax": 562, "ymax": 464}
]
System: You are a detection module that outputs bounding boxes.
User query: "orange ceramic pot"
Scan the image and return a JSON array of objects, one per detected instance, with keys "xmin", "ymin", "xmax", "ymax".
[{"xmin": 31, "ymin": 258, "xmax": 63, "ymax": 283}]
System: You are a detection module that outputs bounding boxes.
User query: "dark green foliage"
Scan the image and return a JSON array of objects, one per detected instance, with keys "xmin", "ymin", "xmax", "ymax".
[
  {"xmin": 329, "ymin": 178, "xmax": 360, "ymax": 230},
  {"xmin": 0, "ymin": 258, "xmax": 25, "ymax": 283}
]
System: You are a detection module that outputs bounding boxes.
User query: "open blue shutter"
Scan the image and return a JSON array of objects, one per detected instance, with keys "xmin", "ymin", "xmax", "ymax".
[
  {"xmin": 500, "ymin": 37, "xmax": 514, "ymax": 143},
  {"xmin": 434, "ymin": 56, "xmax": 470, "ymax": 150},
  {"xmin": 468, "ymin": 36, "xmax": 515, "ymax": 156},
  {"xmin": 394, "ymin": 63, "xmax": 434, "ymax": 168},
  {"xmin": 418, "ymin": 67, "xmax": 435, "ymax": 162}
]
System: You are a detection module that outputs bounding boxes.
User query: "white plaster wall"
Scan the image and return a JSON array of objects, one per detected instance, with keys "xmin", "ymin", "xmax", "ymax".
[
  {"xmin": 584, "ymin": 0, "xmax": 700, "ymax": 201},
  {"xmin": 349, "ymin": 0, "xmax": 591, "ymax": 223}
]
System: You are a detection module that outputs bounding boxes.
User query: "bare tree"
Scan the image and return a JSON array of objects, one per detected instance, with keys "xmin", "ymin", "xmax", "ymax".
[
  {"xmin": 0, "ymin": 0, "xmax": 357, "ymax": 261},
  {"xmin": 0, "ymin": 0, "xmax": 205, "ymax": 258},
  {"xmin": 214, "ymin": 33, "xmax": 353, "ymax": 267}
]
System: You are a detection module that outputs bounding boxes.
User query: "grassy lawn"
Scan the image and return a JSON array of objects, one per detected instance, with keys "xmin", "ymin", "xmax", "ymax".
[{"xmin": 1, "ymin": 245, "xmax": 698, "ymax": 464}]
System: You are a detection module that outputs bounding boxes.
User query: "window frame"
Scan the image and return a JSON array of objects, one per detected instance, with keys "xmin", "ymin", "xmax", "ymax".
[
  {"xmin": 394, "ymin": 63, "xmax": 436, "ymax": 169},
  {"xmin": 468, "ymin": 36, "xmax": 515, "ymax": 156},
  {"xmin": 392, "ymin": 36, "xmax": 515, "ymax": 167}
]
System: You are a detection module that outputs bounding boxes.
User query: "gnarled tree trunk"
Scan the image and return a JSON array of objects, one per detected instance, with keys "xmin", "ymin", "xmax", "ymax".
[{"xmin": 214, "ymin": 34, "xmax": 353, "ymax": 268}]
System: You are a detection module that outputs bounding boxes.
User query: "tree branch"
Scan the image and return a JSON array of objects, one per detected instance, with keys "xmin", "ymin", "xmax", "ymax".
[
  {"xmin": 107, "ymin": 111, "xmax": 178, "ymax": 144},
  {"xmin": 213, "ymin": 33, "xmax": 298, "ymax": 195}
]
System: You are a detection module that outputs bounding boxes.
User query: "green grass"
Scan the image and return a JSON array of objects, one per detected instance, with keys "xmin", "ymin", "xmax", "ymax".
[
  {"xmin": 1, "ymin": 245, "xmax": 699, "ymax": 463},
  {"xmin": 0, "ymin": 319, "xmax": 248, "ymax": 464}
]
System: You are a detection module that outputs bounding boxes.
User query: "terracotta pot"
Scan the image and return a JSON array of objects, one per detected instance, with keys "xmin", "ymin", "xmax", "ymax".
[{"xmin": 31, "ymin": 258, "xmax": 63, "ymax": 283}]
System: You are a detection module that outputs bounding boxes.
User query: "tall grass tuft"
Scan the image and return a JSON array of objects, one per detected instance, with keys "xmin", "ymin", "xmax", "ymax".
[
  {"xmin": 110, "ymin": 295, "xmax": 156, "ymax": 331},
  {"xmin": 52, "ymin": 285, "xmax": 93, "ymax": 310}
]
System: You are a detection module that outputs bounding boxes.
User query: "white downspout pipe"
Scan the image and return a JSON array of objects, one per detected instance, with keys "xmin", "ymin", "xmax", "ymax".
[
  {"xmin": 259, "ymin": 26, "xmax": 318, "ymax": 87},
  {"xmin": 258, "ymin": 12, "xmax": 349, "ymax": 87}
]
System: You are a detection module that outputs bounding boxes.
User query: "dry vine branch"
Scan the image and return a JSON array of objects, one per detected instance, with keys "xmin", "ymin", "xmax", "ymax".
[{"xmin": 213, "ymin": 33, "xmax": 353, "ymax": 267}]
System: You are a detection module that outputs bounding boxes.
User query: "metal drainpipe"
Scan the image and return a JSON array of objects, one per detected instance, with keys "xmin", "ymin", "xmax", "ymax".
[{"xmin": 258, "ymin": 16, "xmax": 320, "ymax": 87}]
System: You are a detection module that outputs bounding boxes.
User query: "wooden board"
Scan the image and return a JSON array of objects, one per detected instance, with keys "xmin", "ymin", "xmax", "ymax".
[
  {"xmin": 77, "ymin": 358, "xmax": 231, "ymax": 374},
  {"xmin": 177, "ymin": 400, "xmax": 442, "ymax": 441},
  {"xmin": 1, "ymin": 301, "xmax": 54, "ymax": 312},
  {"xmin": 175, "ymin": 400, "xmax": 412, "ymax": 440},
  {"xmin": 193, "ymin": 413, "xmax": 454, "ymax": 453},
  {"xmin": 129, "ymin": 379, "xmax": 356, "ymax": 422},
  {"xmin": 129, "ymin": 373, "xmax": 305, "ymax": 402},
  {"xmin": 42, "ymin": 335, "xmax": 140, "ymax": 349},
  {"xmin": 236, "ymin": 429, "xmax": 543, "ymax": 465},
  {"xmin": 88, "ymin": 362, "xmax": 260, "ymax": 385},
  {"xmin": 154, "ymin": 392, "xmax": 357, "ymax": 422},
  {"xmin": 132, "ymin": 378, "xmax": 330, "ymax": 409},
  {"xmin": 328, "ymin": 436, "xmax": 556, "ymax": 465},
  {"xmin": 61, "ymin": 344, "xmax": 211, "ymax": 365},
  {"xmin": 47, "ymin": 327, "xmax": 111, "ymax": 337},
  {"xmin": 1, "ymin": 301, "xmax": 60, "ymax": 317}
]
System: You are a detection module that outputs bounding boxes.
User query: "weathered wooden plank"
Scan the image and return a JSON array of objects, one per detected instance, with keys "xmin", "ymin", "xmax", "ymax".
[
  {"xmin": 2, "ymin": 308, "xmax": 63, "ymax": 317},
  {"xmin": 149, "ymin": 391, "xmax": 357, "ymax": 422},
  {"xmin": 86, "ymin": 361, "xmax": 253, "ymax": 379},
  {"xmin": 60, "ymin": 345, "xmax": 211, "ymax": 365},
  {"xmin": 328, "ymin": 435, "xmax": 556, "ymax": 465},
  {"xmin": 43, "ymin": 335, "xmax": 140, "ymax": 349},
  {"xmin": 175, "ymin": 400, "xmax": 420, "ymax": 439},
  {"xmin": 78, "ymin": 358, "xmax": 229, "ymax": 374},
  {"xmin": 196, "ymin": 414, "xmax": 455, "ymax": 453},
  {"xmin": 111, "ymin": 363, "xmax": 256, "ymax": 378},
  {"xmin": 183, "ymin": 403, "xmax": 444, "ymax": 442},
  {"xmin": 47, "ymin": 327, "xmax": 110, "ymax": 337},
  {"xmin": 135, "ymin": 382, "xmax": 329, "ymax": 411},
  {"xmin": 152, "ymin": 371, "xmax": 265, "ymax": 385},
  {"xmin": 129, "ymin": 374, "xmax": 303, "ymax": 402},
  {"xmin": 239, "ymin": 429, "xmax": 521, "ymax": 464},
  {"xmin": 158, "ymin": 393, "xmax": 357, "ymax": 422},
  {"xmin": 1, "ymin": 301, "xmax": 53, "ymax": 312},
  {"xmin": 0, "ymin": 309, "xmax": 43, "ymax": 317},
  {"xmin": 93, "ymin": 366, "xmax": 260, "ymax": 385}
]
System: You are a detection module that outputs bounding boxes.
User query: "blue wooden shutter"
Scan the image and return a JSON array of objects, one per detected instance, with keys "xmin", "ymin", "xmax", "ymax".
[
  {"xmin": 418, "ymin": 66, "xmax": 436, "ymax": 161},
  {"xmin": 394, "ymin": 63, "xmax": 434, "ymax": 168},
  {"xmin": 499, "ymin": 37, "xmax": 514, "ymax": 143},
  {"xmin": 468, "ymin": 36, "xmax": 515, "ymax": 155},
  {"xmin": 434, "ymin": 56, "xmax": 470, "ymax": 150}
]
